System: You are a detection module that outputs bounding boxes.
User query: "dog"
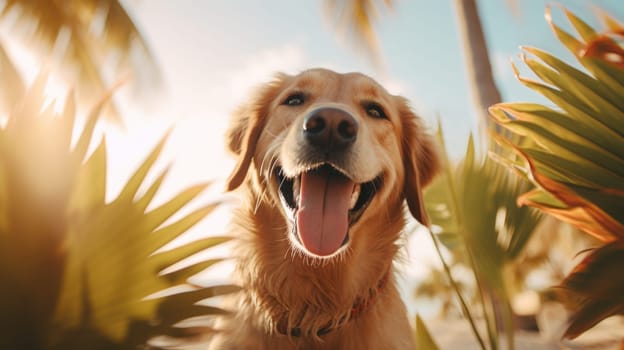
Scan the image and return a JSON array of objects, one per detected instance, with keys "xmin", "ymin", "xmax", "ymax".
[{"xmin": 210, "ymin": 68, "xmax": 439, "ymax": 349}]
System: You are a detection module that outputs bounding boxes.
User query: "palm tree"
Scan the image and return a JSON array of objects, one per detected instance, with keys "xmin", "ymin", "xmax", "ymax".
[
  {"xmin": 490, "ymin": 7, "xmax": 624, "ymax": 339},
  {"xmin": 0, "ymin": 0, "xmax": 160, "ymax": 121},
  {"xmin": 0, "ymin": 78, "xmax": 236, "ymax": 350},
  {"xmin": 453, "ymin": 0, "xmax": 503, "ymax": 135},
  {"xmin": 0, "ymin": 2, "xmax": 236, "ymax": 349}
]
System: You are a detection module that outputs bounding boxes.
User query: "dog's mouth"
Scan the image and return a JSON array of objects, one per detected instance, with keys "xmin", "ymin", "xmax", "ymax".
[{"xmin": 275, "ymin": 164, "xmax": 381, "ymax": 257}]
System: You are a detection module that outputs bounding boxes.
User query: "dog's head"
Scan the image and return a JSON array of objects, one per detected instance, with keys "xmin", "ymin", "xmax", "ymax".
[{"xmin": 226, "ymin": 68, "xmax": 439, "ymax": 259}]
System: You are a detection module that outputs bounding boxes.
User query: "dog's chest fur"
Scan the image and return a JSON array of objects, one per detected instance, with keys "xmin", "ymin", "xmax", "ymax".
[{"xmin": 208, "ymin": 190, "xmax": 415, "ymax": 350}]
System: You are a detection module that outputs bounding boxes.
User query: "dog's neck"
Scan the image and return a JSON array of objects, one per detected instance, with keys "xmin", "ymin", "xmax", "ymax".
[
  {"xmin": 233, "ymin": 185, "xmax": 405, "ymax": 338},
  {"xmin": 275, "ymin": 271, "xmax": 390, "ymax": 337}
]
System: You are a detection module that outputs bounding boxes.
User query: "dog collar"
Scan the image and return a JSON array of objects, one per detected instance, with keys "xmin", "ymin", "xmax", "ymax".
[{"xmin": 276, "ymin": 272, "xmax": 390, "ymax": 337}]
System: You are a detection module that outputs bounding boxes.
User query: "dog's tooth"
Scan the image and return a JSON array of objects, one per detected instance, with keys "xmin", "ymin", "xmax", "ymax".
[
  {"xmin": 294, "ymin": 176, "xmax": 301, "ymax": 204},
  {"xmin": 350, "ymin": 184, "xmax": 361, "ymax": 210}
]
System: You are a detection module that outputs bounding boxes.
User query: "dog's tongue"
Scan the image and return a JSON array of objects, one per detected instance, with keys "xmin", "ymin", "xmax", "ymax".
[{"xmin": 297, "ymin": 169, "xmax": 354, "ymax": 256}]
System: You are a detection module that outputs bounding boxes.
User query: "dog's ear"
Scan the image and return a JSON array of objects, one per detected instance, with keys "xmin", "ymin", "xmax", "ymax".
[
  {"xmin": 398, "ymin": 99, "xmax": 440, "ymax": 226},
  {"xmin": 225, "ymin": 74, "xmax": 288, "ymax": 191}
]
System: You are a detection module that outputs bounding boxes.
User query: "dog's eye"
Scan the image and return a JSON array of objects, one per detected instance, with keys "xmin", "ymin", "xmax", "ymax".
[
  {"xmin": 284, "ymin": 93, "xmax": 305, "ymax": 106},
  {"xmin": 365, "ymin": 103, "xmax": 387, "ymax": 119}
]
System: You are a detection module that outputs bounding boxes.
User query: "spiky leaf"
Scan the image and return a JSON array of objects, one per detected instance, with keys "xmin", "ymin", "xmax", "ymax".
[
  {"xmin": 558, "ymin": 242, "xmax": 624, "ymax": 339},
  {"xmin": 491, "ymin": 6, "xmax": 624, "ymax": 339},
  {"xmin": 0, "ymin": 78, "xmax": 235, "ymax": 349},
  {"xmin": 414, "ymin": 314, "xmax": 440, "ymax": 350}
]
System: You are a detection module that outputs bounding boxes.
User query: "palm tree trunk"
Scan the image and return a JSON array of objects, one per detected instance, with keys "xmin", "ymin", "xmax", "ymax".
[
  {"xmin": 454, "ymin": 0, "xmax": 502, "ymax": 136},
  {"xmin": 454, "ymin": 1, "xmax": 514, "ymax": 346}
]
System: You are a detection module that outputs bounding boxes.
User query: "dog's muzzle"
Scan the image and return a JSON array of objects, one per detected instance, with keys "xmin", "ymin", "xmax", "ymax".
[{"xmin": 275, "ymin": 105, "xmax": 381, "ymax": 258}]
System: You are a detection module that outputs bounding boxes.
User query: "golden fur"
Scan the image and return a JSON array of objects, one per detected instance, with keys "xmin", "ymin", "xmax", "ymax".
[{"xmin": 210, "ymin": 68, "xmax": 439, "ymax": 349}]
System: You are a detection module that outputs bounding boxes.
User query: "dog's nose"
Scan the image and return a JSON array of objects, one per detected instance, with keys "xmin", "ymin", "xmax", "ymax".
[{"xmin": 303, "ymin": 107, "xmax": 358, "ymax": 151}]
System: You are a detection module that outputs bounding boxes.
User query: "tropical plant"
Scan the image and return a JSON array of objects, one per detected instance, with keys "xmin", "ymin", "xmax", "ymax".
[
  {"xmin": 422, "ymin": 125, "xmax": 542, "ymax": 350},
  {"xmin": 0, "ymin": 77, "xmax": 236, "ymax": 350},
  {"xmin": 323, "ymin": 0, "xmax": 391, "ymax": 68},
  {"xmin": 0, "ymin": 0, "xmax": 159, "ymax": 121},
  {"xmin": 489, "ymin": 6, "xmax": 624, "ymax": 339},
  {"xmin": 414, "ymin": 314, "xmax": 441, "ymax": 350}
]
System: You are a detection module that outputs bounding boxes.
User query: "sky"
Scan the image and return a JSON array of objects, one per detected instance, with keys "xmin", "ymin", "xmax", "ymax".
[
  {"xmin": 109, "ymin": 0, "xmax": 624, "ymax": 195},
  {"xmin": 98, "ymin": 0, "xmax": 623, "ymax": 316}
]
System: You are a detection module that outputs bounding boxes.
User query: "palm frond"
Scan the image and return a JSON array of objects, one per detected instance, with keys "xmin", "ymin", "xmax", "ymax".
[
  {"xmin": 490, "ymin": 8, "xmax": 624, "ymax": 242},
  {"xmin": 557, "ymin": 242, "xmax": 624, "ymax": 339},
  {"xmin": 0, "ymin": 0, "xmax": 160, "ymax": 121},
  {"xmin": 0, "ymin": 78, "xmax": 234, "ymax": 349},
  {"xmin": 424, "ymin": 122, "xmax": 542, "ymax": 349},
  {"xmin": 490, "ymin": 6, "xmax": 624, "ymax": 339},
  {"xmin": 414, "ymin": 314, "xmax": 440, "ymax": 350},
  {"xmin": 0, "ymin": 41, "xmax": 25, "ymax": 112},
  {"xmin": 323, "ymin": 0, "xmax": 392, "ymax": 67}
]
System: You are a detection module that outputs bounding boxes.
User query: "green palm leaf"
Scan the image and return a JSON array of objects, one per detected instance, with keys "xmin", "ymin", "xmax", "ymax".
[
  {"xmin": 424, "ymin": 124, "xmax": 542, "ymax": 350},
  {"xmin": 323, "ymin": 0, "xmax": 393, "ymax": 67},
  {"xmin": 0, "ymin": 79, "xmax": 235, "ymax": 349},
  {"xmin": 0, "ymin": 0, "xmax": 160, "ymax": 122},
  {"xmin": 490, "ymin": 6, "xmax": 624, "ymax": 339},
  {"xmin": 490, "ymin": 15, "xmax": 624, "ymax": 242},
  {"xmin": 414, "ymin": 314, "xmax": 440, "ymax": 350}
]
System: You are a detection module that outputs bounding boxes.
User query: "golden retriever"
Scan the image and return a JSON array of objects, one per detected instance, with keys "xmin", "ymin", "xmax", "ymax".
[{"xmin": 210, "ymin": 68, "xmax": 439, "ymax": 349}]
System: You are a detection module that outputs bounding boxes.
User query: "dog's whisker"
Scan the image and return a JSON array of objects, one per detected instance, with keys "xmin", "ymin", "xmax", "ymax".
[
  {"xmin": 254, "ymin": 187, "xmax": 269, "ymax": 214},
  {"xmin": 259, "ymin": 144, "xmax": 278, "ymax": 174},
  {"xmin": 260, "ymin": 141, "xmax": 281, "ymax": 174}
]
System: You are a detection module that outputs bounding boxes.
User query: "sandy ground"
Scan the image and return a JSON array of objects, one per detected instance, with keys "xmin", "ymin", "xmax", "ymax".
[{"xmin": 428, "ymin": 307, "xmax": 624, "ymax": 350}]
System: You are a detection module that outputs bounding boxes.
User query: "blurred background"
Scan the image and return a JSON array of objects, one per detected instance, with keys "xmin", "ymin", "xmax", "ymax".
[{"xmin": 1, "ymin": 0, "xmax": 623, "ymax": 349}]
